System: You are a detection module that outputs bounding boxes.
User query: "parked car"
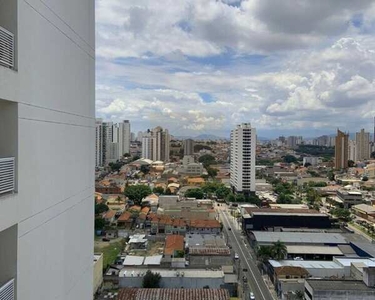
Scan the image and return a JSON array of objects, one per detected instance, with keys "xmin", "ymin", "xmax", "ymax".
[
  {"xmin": 234, "ymin": 253, "xmax": 239, "ymax": 259},
  {"xmin": 228, "ymin": 227, "xmax": 232, "ymax": 231},
  {"xmin": 250, "ymin": 292, "xmax": 255, "ymax": 299},
  {"xmin": 102, "ymin": 238, "xmax": 110, "ymax": 242},
  {"xmin": 243, "ymin": 276, "xmax": 247, "ymax": 283}
]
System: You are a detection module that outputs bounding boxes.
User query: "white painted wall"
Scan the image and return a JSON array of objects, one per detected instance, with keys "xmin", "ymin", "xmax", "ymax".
[{"xmin": 0, "ymin": 0, "xmax": 94, "ymax": 299}]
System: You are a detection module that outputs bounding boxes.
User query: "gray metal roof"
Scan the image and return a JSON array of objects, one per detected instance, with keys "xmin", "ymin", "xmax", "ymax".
[{"xmin": 252, "ymin": 231, "xmax": 347, "ymax": 244}]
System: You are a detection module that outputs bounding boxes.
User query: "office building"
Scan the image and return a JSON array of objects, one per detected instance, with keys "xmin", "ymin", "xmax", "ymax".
[
  {"xmin": 142, "ymin": 126, "xmax": 170, "ymax": 162},
  {"xmin": 230, "ymin": 123, "xmax": 256, "ymax": 194},
  {"xmin": 356, "ymin": 128, "xmax": 370, "ymax": 161},
  {"xmin": 335, "ymin": 129, "xmax": 349, "ymax": 169},
  {"xmin": 0, "ymin": 0, "xmax": 95, "ymax": 299},
  {"xmin": 183, "ymin": 139, "xmax": 194, "ymax": 156}
]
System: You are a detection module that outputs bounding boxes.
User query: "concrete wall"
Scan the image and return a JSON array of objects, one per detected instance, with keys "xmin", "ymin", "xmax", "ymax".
[{"xmin": 0, "ymin": 0, "xmax": 95, "ymax": 299}]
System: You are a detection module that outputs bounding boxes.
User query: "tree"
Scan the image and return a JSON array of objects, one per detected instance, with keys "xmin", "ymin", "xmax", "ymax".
[
  {"xmin": 246, "ymin": 194, "xmax": 261, "ymax": 206},
  {"xmin": 108, "ymin": 161, "xmax": 124, "ymax": 172},
  {"xmin": 124, "ymin": 153, "xmax": 131, "ymax": 158},
  {"xmin": 362, "ymin": 176, "xmax": 369, "ymax": 182},
  {"xmin": 235, "ymin": 194, "xmax": 246, "ymax": 202},
  {"xmin": 185, "ymin": 188, "xmax": 204, "ymax": 199},
  {"xmin": 165, "ymin": 188, "xmax": 172, "ymax": 195},
  {"xmin": 124, "ymin": 185, "xmax": 152, "ymax": 205},
  {"xmin": 142, "ymin": 270, "xmax": 161, "ymax": 288},
  {"xmin": 175, "ymin": 250, "xmax": 185, "ymax": 258},
  {"xmin": 278, "ymin": 193, "xmax": 292, "ymax": 204},
  {"xmin": 371, "ymin": 151, "xmax": 375, "ymax": 159},
  {"xmin": 348, "ymin": 160, "xmax": 355, "ymax": 167},
  {"xmin": 153, "ymin": 186, "xmax": 165, "ymax": 194},
  {"xmin": 95, "ymin": 217, "xmax": 106, "ymax": 230},
  {"xmin": 140, "ymin": 165, "xmax": 150, "ymax": 174},
  {"xmin": 328, "ymin": 170, "xmax": 335, "ymax": 181},
  {"xmin": 225, "ymin": 193, "xmax": 236, "ymax": 202},
  {"xmin": 284, "ymin": 155, "xmax": 298, "ymax": 163},
  {"xmin": 198, "ymin": 154, "xmax": 216, "ymax": 168},
  {"xmin": 271, "ymin": 240, "xmax": 287, "ymax": 260},
  {"xmin": 330, "ymin": 208, "xmax": 351, "ymax": 222},
  {"xmin": 206, "ymin": 167, "xmax": 218, "ymax": 178},
  {"xmin": 257, "ymin": 246, "xmax": 273, "ymax": 263},
  {"xmin": 95, "ymin": 203, "xmax": 109, "ymax": 215},
  {"xmin": 304, "ymin": 162, "xmax": 312, "ymax": 167},
  {"xmin": 216, "ymin": 186, "xmax": 232, "ymax": 199},
  {"xmin": 293, "ymin": 290, "xmax": 305, "ymax": 300}
]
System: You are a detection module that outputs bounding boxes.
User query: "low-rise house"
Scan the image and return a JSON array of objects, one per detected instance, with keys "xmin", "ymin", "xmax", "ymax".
[
  {"xmin": 189, "ymin": 220, "xmax": 221, "ymax": 234},
  {"xmin": 352, "ymin": 204, "xmax": 375, "ymax": 223},
  {"xmin": 272, "ymin": 266, "xmax": 309, "ymax": 299},
  {"xmin": 117, "ymin": 211, "xmax": 133, "ymax": 228},
  {"xmin": 164, "ymin": 235, "xmax": 185, "ymax": 261},
  {"xmin": 102, "ymin": 209, "xmax": 116, "ymax": 224},
  {"xmin": 187, "ymin": 177, "xmax": 205, "ymax": 186},
  {"xmin": 128, "ymin": 234, "xmax": 148, "ymax": 250}
]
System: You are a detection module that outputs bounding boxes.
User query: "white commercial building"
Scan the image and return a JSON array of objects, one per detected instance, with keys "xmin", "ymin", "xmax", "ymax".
[
  {"xmin": 230, "ymin": 123, "xmax": 256, "ymax": 194},
  {"xmin": 0, "ymin": 0, "xmax": 94, "ymax": 299}
]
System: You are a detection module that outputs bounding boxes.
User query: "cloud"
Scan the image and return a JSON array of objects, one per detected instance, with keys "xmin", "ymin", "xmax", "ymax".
[{"xmin": 95, "ymin": 0, "xmax": 375, "ymax": 136}]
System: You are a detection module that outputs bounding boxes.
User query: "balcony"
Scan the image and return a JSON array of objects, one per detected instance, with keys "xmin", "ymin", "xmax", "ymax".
[
  {"xmin": 0, "ymin": 157, "xmax": 15, "ymax": 196},
  {"xmin": 0, "ymin": 26, "xmax": 14, "ymax": 69},
  {"xmin": 0, "ymin": 278, "xmax": 14, "ymax": 300}
]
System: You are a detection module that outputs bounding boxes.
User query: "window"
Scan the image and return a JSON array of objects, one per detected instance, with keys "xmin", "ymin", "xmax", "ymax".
[{"xmin": 0, "ymin": 0, "xmax": 17, "ymax": 69}]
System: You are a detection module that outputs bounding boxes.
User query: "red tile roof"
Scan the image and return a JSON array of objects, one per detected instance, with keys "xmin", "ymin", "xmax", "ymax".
[
  {"xmin": 103, "ymin": 210, "xmax": 116, "ymax": 219},
  {"xmin": 118, "ymin": 211, "xmax": 132, "ymax": 222},
  {"xmin": 129, "ymin": 205, "xmax": 141, "ymax": 212},
  {"xmin": 190, "ymin": 219, "xmax": 221, "ymax": 228},
  {"xmin": 141, "ymin": 207, "xmax": 150, "ymax": 214},
  {"xmin": 118, "ymin": 288, "xmax": 230, "ymax": 300},
  {"xmin": 164, "ymin": 235, "xmax": 184, "ymax": 255}
]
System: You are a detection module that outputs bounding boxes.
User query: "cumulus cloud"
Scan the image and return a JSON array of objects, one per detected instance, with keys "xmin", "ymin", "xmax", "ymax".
[{"xmin": 96, "ymin": 0, "xmax": 375, "ymax": 136}]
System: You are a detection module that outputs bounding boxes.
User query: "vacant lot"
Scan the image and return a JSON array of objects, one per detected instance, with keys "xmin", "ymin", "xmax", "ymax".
[{"xmin": 94, "ymin": 237, "xmax": 125, "ymax": 270}]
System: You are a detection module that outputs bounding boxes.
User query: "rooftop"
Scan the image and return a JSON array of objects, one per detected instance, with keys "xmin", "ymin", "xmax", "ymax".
[
  {"xmin": 269, "ymin": 260, "xmax": 342, "ymax": 270},
  {"xmin": 165, "ymin": 235, "xmax": 184, "ymax": 255},
  {"xmin": 244, "ymin": 207, "xmax": 325, "ymax": 217},
  {"xmin": 286, "ymin": 245, "xmax": 343, "ymax": 256},
  {"xmin": 252, "ymin": 232, "xmax": 347, "ymax": 245},
  {"xmin": 274, "ymin": 266, "xmax": 309, "ymax": 277},
  {"xmin": 352, "ymin": 204, "xmax": 375, "ymax": 214},
  {"xmin": 117, "ymin": 288, "xmax": 230, "ymax": 300},
  {"xmin": 119, "ymin": 268, "xmax": 224, "ymax": 279},
  {"xmin": 306, "ymin": 279, "xmax": 375, "ymax": 291}
]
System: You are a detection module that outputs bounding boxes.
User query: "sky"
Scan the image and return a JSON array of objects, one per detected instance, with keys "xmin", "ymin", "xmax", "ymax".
[{"xmin": 95, "ymin": 0, "xmax": 375, "ymax": 139}]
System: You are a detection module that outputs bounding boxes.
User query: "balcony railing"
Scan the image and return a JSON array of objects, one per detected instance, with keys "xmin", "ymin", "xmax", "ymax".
[
  {"xmin": 0, "ymin": 278, "xmax": 14, "ymax": 300},
  {"xmin": 0, "ymin": 26, "xmax": 15, "ymax": 69},
  {"xmin": 0, "ymin": 157, "xmax": 15, "ymax": 195}
]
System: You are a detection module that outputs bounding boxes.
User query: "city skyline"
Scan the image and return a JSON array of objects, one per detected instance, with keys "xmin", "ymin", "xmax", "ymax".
[{"xmin": 96, "ymin": 0, "xmax": 375, "ymax": 137}]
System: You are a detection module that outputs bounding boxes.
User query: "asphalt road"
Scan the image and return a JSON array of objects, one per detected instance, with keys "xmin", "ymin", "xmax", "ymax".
[{"xmin": 219, "ymin": 208, "xmax": 274, "ymax": 300}]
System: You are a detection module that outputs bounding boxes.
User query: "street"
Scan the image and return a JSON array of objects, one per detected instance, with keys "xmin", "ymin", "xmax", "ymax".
[{"xmin": 218, "ymin": 206, "xmax": 275, "ymax": 300}]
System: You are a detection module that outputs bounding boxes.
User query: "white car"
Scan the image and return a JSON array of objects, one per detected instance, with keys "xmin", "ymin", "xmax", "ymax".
[
  {"xmin": 234, "ymin": 253, "xmax": 239, "ymax": 259},
  {"xmin": 250, "ymin": 292, "xmax": 255, "ymax": 299}
]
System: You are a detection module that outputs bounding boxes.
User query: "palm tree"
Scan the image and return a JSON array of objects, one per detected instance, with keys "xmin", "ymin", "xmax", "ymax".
[
  {"xmin": 256, "ymin": 246, "xmax": 273, "ymax": 263},
  {"xmin": 271, "ymin": 240, "xmax": 287, "ymax": 260}
]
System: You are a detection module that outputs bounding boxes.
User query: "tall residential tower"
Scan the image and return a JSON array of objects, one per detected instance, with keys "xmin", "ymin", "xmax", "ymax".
[
  {"xmin": 0, "ymin": 0, "xmax": 95, "ymax": 299},
  {"xmin": 335, "ymin": 129, "xmax": 349, "ymax": 169},
  {"xmin": 356, "ymin": 128, "xmax": 370, "ymax": 161},
  {"xmin": 230, "ymin": 123, "xmax": 256, "ymax": 195}
]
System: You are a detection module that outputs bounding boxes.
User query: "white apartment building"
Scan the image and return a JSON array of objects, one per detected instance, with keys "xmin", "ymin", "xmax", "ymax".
[
  {"xmin": 141, "ymin": 126, "xmax": 170, "ymax": 162},
  {"xmin": 230, "ymin": 123, "xmax": 256, "ymax": 194},
  {"xmin": 117, "ymin": 120, "xmax": 131, "ymax": 158},
  {"xmin": 183, "ymin": 139, "xmax": 194, "ymax": 156},
  {"xmin": 0, "ymin": 0, "xmax": 94, "ymax": 299},
  {"xmin": 348, "ymin": 140, "xmax": 357, "ymax": 162},
  {"xmin": 356, "ymin": 129, "xmax": 370, "ymax": 161}
]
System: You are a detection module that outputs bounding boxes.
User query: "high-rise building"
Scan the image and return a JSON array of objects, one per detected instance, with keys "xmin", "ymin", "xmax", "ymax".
[
  {"xmin": 335, "ymin": 129, "xmax": 349, "ymax": 169},
  {"xmin": 141, "ymin": 126, "xmax": 170, "ymax": 162},
  {"xmin": 356, "ymin": 128, "xmax": 370, "ymax": 161},
  {"xmin": 286, "ymin": 136, "xmax": 302, "ymax": 148},
  {"xmin": 348, "ymin": 140, "xmax": 357, "ymax": 162},
  {"xmin": 183, "ymin": 139, "xmax": 195, "ymax": 156},
  {"xmin": 96, "ymin": 119, "xmax": 105, "ymax": 167},
  {"xmin": 0, "ymin": 0, "xmax": 94, "ymax": 298},
  {"xmin": 117, "ymin": 120, "xmax": 131, "ymax": 158},
  {"xmin": 230, "ymin": 123, "xmax": 256, "ymax": 194}
]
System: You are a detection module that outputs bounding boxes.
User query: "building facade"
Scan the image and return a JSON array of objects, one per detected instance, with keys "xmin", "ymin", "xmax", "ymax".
[
  {"xmin": 117, "ymin": 120, "xmax": 131, "ymax": 158},
  {"xmin": 96, "ymin": 119, "xmax": 104, "ymax": 167},
  {"xmin": 356, "ymin": 128, "xmax": 370, "ymax": 161},
  {"xmin": 183, "ymin": 139, "xmax": 194, "ymax": 156},
  {"xmin": 142, "ymin": 126, "xmax": 170, "ymax": 162},
  {"xmin": 0, "ymin": 0, "xmax": 95, "ymax": 299},
  {"xmin": 230, "ymin": 123, "xmax": 256, "ymax": 194},
  {"xmin": 335, "ymin": 129, "xmax": 349, "ymax": 169}
]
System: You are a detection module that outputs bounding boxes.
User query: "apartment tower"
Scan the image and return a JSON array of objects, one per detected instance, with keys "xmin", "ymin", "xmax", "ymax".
[
  {"xmin": 230, "ymin": 123, "xmax": 256, "ymax": 195},
  {"xmin": 335, "ymin": 129, "xmax": 349, "ymax": 169},
  {"xmin": 0, "ymin": 0, "xmax": 95, "ymax": 299},
  {"xmin": 183, "ymin": 139, "xmax": 195, "ymax": 156},
  {"xmin": 356, "ymin": 128, "xmax": 370, "ymax": 161},
  {"xmin": 141, "ymin": 126, "xmax": 170, "ymax": 162}
]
